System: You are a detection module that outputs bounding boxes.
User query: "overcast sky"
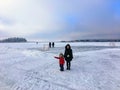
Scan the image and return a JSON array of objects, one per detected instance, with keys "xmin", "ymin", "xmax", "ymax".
[{"xmin": 0, "ymin": 0, "xmax": 120, "ymax": 41}]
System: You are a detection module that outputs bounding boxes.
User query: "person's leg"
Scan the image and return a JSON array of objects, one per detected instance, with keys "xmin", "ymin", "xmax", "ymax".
[
  {"xmin": 60, "ymin": 64, "xmax": 64, "ymax": 71},
  {"xmin": 63, "ymin": 65, "xmax": 64, "ymax": 71},
  {"xmin": 66, "ymin": 61, "xmax": 69, "ymax": 70},
  {"xmin": 68, "ymin": 61, "xmax": 71, "ymax": 70},
  {"xmin": 60, "ymin": 64, "xmax": 62, "ymax": 71},
  {"xmin": 69, "ymin": 61, "xmax": 71, "ymax": 70},
  {"xmin": 61, "ymin": 64, "xmax": 64, "ymax": 71}
]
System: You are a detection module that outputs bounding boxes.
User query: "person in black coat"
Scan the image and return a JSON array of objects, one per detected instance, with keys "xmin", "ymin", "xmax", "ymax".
[
  {"xmin": 52, "ymin": 42, "xmax": 55, "ymax": 48},
  {"xmin": 49, "ymin": 42, "xmax": 51, "ymax": 48},
  {"xmin": 64, "ymin": 44, "xmax": 73, "ymax": 70}
]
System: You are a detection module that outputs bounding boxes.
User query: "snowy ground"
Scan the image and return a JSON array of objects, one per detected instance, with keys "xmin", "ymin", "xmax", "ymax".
[{"xmin": 0, "ymin": 42, "xmax": 120, "ymax": 90}]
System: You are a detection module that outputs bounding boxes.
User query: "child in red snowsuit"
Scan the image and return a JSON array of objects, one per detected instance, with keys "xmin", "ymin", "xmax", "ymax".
[{"xmin": 54, "ymin": 53, "xmax": 65, "ymax": 71}]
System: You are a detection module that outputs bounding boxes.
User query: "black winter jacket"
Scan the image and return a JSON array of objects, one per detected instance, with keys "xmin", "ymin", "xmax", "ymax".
[{"xmin": 64, "ymin": 45, "xmax": 73, "ymax": 61}]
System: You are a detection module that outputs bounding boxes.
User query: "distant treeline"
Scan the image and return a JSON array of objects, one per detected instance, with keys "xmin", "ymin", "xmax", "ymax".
[
  {"xmin": 61, "ymin": 39, "xmax": 120, "ymax": 42},
  {"xmin": 0, "ymin": 37, "xmax": 27, "ymax": 43}
]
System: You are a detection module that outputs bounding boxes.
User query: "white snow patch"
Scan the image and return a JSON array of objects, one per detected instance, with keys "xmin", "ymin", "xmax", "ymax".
[{"xmin": 0, "ymin": 42, "xmax": 120, "ymax": 90}]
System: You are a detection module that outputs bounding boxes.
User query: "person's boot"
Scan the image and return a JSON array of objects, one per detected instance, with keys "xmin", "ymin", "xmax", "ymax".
[
  {"xmin": 66, "ymin": 67, "xmax": 69, "ymax": 70},
  {"xmin": 68, "ymin": 66, "xmax": 70, "ymax": 70}
]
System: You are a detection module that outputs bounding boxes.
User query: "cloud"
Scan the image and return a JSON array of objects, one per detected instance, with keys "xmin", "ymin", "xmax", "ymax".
[
  {"xmin": 0, "ymin": 0, "xmax": 68, "ymax": 36},
  {"xmin": 0, "ymin": 0, "xmax": 120, "ymax": 40}
]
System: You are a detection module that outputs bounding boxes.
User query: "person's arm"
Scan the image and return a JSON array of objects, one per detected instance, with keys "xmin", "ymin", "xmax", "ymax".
[
  {"xmin": 71, "ymin": 49, "xmax": 73, "ymax": 59},
  {"xmin": 54, "ymin": 57, "xmax": 60, "ymax": 59}
]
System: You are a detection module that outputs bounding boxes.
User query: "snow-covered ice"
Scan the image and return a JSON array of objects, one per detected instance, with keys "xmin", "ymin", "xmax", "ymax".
[{"xmin": 0, "ymin": 42, "xmax": 120, "ymax": 90}]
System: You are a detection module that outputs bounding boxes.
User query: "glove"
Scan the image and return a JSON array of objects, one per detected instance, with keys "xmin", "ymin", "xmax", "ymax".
[{"xmin": 67, "ymin": 55, "xmax": 70, "ymax": 57}]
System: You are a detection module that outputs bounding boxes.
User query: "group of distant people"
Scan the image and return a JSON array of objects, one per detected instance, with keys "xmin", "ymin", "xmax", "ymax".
[{"xmin": 49, "ymin": 42, "xmax": 55, "ymax": 48}]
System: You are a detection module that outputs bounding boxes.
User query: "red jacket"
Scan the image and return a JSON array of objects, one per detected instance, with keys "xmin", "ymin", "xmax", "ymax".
[{"xmin": 54, "ymin": 57, "xmax": 65, "ymax": 65}]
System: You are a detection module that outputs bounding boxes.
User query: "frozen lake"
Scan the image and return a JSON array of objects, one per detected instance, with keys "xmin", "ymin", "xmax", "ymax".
[
  {"xmin": 1, "ymin": 42, "xmax": 119, "ymax": 52},
  {"xmin": 0, "ymin": 42, "xmax": 120, "ymax": 90}
]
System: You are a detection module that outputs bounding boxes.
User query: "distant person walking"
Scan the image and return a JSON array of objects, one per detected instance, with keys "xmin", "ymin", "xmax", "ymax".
[
  {"xmin": 49, "ymin": 42, "xmax": 51, "ymax": 48},
  {"xmin": 64, "ymin": 44, "xmax": 73, "ymax": 70},
  {"xmin": 52, "ymin": 42, "xmax": 55, "ymax": 48}
]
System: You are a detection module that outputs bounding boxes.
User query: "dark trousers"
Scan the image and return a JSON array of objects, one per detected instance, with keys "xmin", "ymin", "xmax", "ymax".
[
  {"xmin": 66, "ymin": 61, "xmax": 71, "ymax": 69},
  {"xmin": 60, "ymin": 64, "xmax": 64, "ymax": 71}
]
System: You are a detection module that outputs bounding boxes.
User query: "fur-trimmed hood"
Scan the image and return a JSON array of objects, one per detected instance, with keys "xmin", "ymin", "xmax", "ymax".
[{"xmin": 65, "ymin": 44, "xmax": 71, "ymax": 50}]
